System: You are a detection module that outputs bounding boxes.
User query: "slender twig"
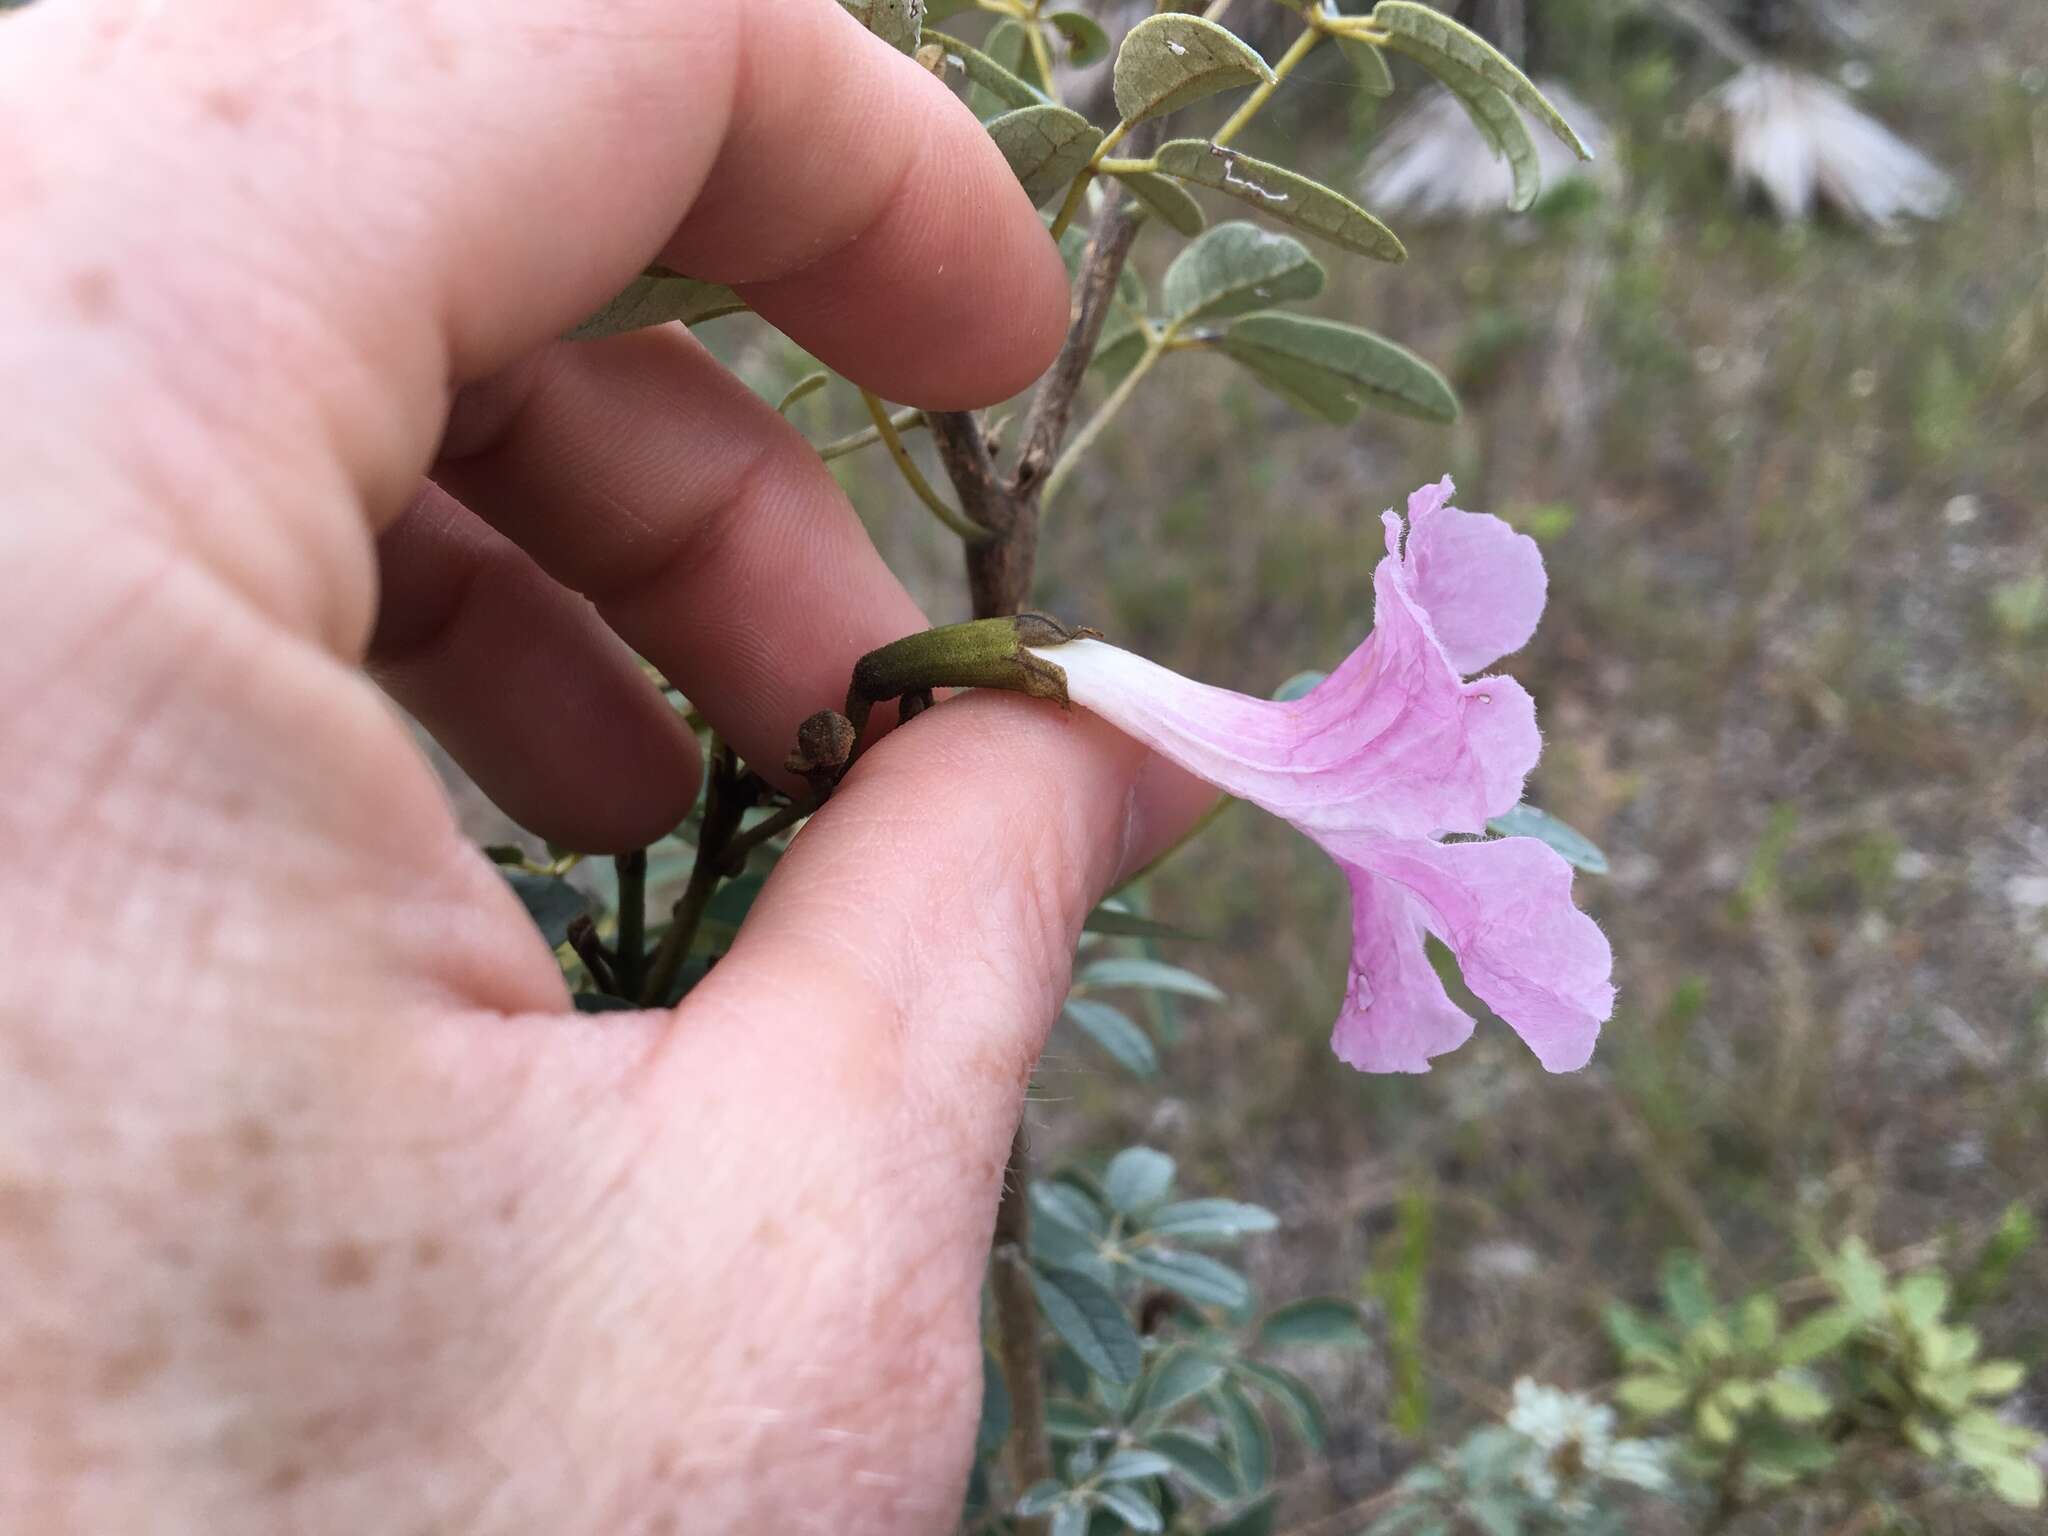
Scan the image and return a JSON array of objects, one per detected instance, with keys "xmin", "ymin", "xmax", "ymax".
[
  {"xmin": 815, "ymin": 406, "xmax": 925, "ymax": 462},
  {"xmin": 1011, "ymin": 145, "xmax": 1158, "ymax": 503},
  {"xmin": 1047, "ymin": 119, "xmax": 1131, "ymax": 241},
  {"xmin": 1042, "ymin": 336, "xmax": 1166, "ymax": 505},
  {"xmin": 992, "ymin": 1146, "xmax": 1054, "ymax": 1512},
  {"xmin": 1023, "ymin": 15, "xmax": 1059, "ymax": 106},
  {"xmin": 639, "ymin": 745, "xmax": 754, "ymax": 1006},
  {"xmin": 716, "ymin": 796, "xmax": 820, "ymax": 877},
  {"xmin": 612, "ymin": 849, "xmax": 647, "ymax": 997},
  {"xmin": 1213, "ymin": 24, "xmax": 1322, "ymax": 148},
  {"xmin": 861, "ymin": 388, "xmax": 992, "ymax": 543},
  {"xmin": 564, "ymin": 915, "xmax": 620, "ymax": 997}
]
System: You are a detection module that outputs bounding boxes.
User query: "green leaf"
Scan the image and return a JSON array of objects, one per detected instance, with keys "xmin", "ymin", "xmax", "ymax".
[
  {"xmin": 1094, "ymin": 306, "xmax": 1152, "ymax": 386},
  {"xmin": 1047, "ymin": 9, "xmax": 1110, "ymax": 67},
  {"xmin": 1603, "ymin": 1302, "xmax": 1676, "ymax": 1364},
  {"xmin": 1271, "ymin": 669, "xmax": 1325, "ymax": 702},
  {"xmin": 503, "ymin": 871, "xmax": 589, "ymax": 948},
  {"xmin": 1831, "ymin": 1237, "xmax": 1888, "ymax": 1318},
  {"xmin": 1113, "ymin": 14, "xmax": 1274, "ymax": 125},
  {"xmin": 1100, "ymin": 1448, "xmax": 1177, "ymax": 1481},
  {"xmin": 1213, "ymin": 1381, "xmax": 1273, "ymax": 1492},
  {"xmin": 566, "ymin": 267, "xmax": 746, "ymax": 341},
  {"xmin": 1763, "ymin": 1373, "xmax": 1831, "ymax": 1422},
  {"xmin": 987, "ymin": 104, "xmax": 1103, "ymax": 206},
  {"xmin": 1427, "ymin": 55, "xmax": 1542, "ymax": 212},
  {"xmin": 1739, "ymin": 1292, "xmax": 1781, "ymax": 1352},
  {"xmin": 1105, "ymin": 1147, "xmax": 1178, "ymax": 1213},
  {"xmin": 1216, "ymin": 312, "xmax": 1457, "ymax": 424},
  {"xmin": 1098, "ymin": 1483, "xmax": 1165, "ymax": 1532},
  {"xmin": 1779, "ymin": 1305, "xmax": 1859, "ymax": 1365},
  {"xmin": 1231, "ymin": 1360, "xmax": 1328, "ymax": 1450},
  {"xmin": 1971, "ymin": 1359, "xmax": 2026, "ymax": 1397},
  {"xmin": 978, "ymin": 1350, "xmax": 1012, "ymax": 1455},
  {"xmin": 1047, "ymin": 1398, "xmax": 1109, "ymax": 1442},
  {"xmin": 1613, "ymin": 1372, "xmax": 1690, "ymax": 1419},
  {"xmin": 1980, "ymin": 1453, "xmax": 2045, "ymax": 1509},
  {"xmin": 1745, "ymin": 1421, "xmax": 1838, "ymax": 1484},
  {"xmin": 1486, "ymin": 804, "xmax": 1609, "ymax": 875},
  {"xmin": 1064, "ymin": 997, "xmax": 1160, "ymax": 1077},
  {"xmin": 1138, "ymin": 1344, "xmax": 1230, "ymax": 1418},
  {"xmin": 1031, "ymin": 1264, "xmax": 1144, "ymax": 1384},
  {"xmin": 481, "ymin": 843, "xmax": 527, "ymax": 866},
  {"xmin": 926, "ymin": 28, "xmax": 1044, "ymax": 110},
  {"xmin": 837, "ymin": 0, "xmax": 922, "ymax": 54},
  {"xmin": 1893, "ymin": 1271, "xmax": 1949, "ymax": 1330},
  {"xmin": 1016, "ymin": 1480, "xmax": 1065, "ymax": 1518},
  {"xmin": 1123, "ymin": 1248, "xmax": 1252, "ymax": 1310},
  {"xmin": 1108, "ymin": 168, "xmax": 1209, "ymax": 236},
  {"xmin": 1078, "ymin": 956, "xmax": 1226, "ymax": 1002},
  {"xmin": 1659, "ymin": 1250, "xmax": 1715, "ymax": 1330},
  {"xmin": 1152, "ymin": 140, "xmax": 1404, "ymax": 261},
  {"xmin": 1336, "ymin": 34, "xmax": 1395, "ymax": 96},
  {"xmin": 1050, "ymin": 1501, "xmax": 1092, "ymax": 1536},
  {"xmin": 1033, "ymin": 1178, "xmax": 1109, "ymax": 1239},
  {"xmin": 1143, "ymin": 1428, "xmax": 1240, "ymax": 1500},
  {"xmin": 1084, "ymin": 906, "xmax": 1204, "ymax": 942},
  {"xmin": 1163, "ymin": 222, "xmax": 1325, "ymax": 326},
  {"xmin": 981, "ymin": 17, "xmax": 1048, "ymax": 91},
  {"xmin": 1255, "ymin": 1296, "xmax": 1369, "ymax": 1349},
  {"xmin": 1369, "ymin": 2, "xmax": 1589, "ymax": 158},
  {"xmin": 1147, "ymin": 1199, "xmax": 1281, "ymax": 1245},
  {"xmin": 776, "ymin": 371, "xmax": 829, "ymax": 414}
]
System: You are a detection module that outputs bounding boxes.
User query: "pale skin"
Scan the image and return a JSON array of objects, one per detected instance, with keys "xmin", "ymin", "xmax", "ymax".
[{"xmin": 0, "ymin": 1, "xmax": 1212, "ymax": 1530}]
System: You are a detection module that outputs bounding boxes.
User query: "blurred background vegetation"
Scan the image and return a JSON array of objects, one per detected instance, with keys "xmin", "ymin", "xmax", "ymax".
[{"xmin": 774, "ymin": 0, "xmax": 2047, "ymax": 1527}]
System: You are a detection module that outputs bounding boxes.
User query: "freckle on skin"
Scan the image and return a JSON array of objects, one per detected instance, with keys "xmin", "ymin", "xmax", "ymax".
[
  {"xmin": 96, "ymin": 1336, "xmax": 170, "ymax": 1398},
  {"xmin": 494, "ymin": 1191, "xmax": 523, "ymax": 1224},
  {"xmin": 69, "ymin": 268, "xmax": 117, "ymax": 324},
  {"xmin": 0, "ymin": 1182, "xmax": 57, "ymax": 1247},
  {"xmin": 200, "ymin": 86, "xmax": 252, "ymax": 127},
  {"xmin": 214, "ymin": 1291, "xmax": 263, "ymax": 1336},
  {"xmin": 318, "ymin": 1241, "xmax": 377, "ymax": 1290},
  {"xmin": 232, "ymin": 1118, "xmax": 278, "ymax": 1159},
  {"xmin": 411, "ymin": 1234, "xmax": 445, "ymax": 1269}
]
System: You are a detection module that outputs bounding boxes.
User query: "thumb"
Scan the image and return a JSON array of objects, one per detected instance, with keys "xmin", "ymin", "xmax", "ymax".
[{"xmin": 673, "ymin": 690, "xmax": 1185, "ymax": 1149}]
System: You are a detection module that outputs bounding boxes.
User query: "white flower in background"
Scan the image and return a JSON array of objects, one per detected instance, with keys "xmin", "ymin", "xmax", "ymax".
[
  {"xmin": 1696, "ymin": 64, "xmax": 1952, "ymax": 229},
  {"xmin": 1365, "ymin": 80, "xmax": 1615, "ymax": 219},
  {"xmin": 1506, "ymin": 1378, "xmax": 1673, "ymax": 1511}
]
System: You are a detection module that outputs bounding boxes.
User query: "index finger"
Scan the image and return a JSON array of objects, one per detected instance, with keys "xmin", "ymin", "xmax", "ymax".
[{"xmin": 2, "ymin": 0, "xmax": 1066, "ymax": 535}]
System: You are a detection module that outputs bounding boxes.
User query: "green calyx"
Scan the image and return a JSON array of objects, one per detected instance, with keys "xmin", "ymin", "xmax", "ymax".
[{"xmin": 844, "ymin": 613, "xmax": 1099, "ymax": 741}]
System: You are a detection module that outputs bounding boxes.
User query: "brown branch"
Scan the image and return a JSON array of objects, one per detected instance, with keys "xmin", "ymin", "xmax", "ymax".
[
  {"xmin": 992, "ymin": 1133, "xmax": 1052, "ymax": 1516},
  {"xmin": 920, "ymin": 127, "xmax": 1163, "ymax": 1522},
  {"xmin": 1010, "ymin": 140, "xmax": 1156, "ymax": 505}
]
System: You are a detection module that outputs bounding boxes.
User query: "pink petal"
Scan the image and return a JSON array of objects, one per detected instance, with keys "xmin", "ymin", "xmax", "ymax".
[
  {"xmin": 1042, "ymin": 592, "xmax": 1535, "ymax": 842},
  {"xmin": 1400, "ymin": 476, "xmax": 1548, "ymax": 676},
  {"xmin": 1330, "ymin": 867, "xmax": 1476, "ymax": 1073},
  {"xmin": 1341, "ymin": 834, "xmax": 1615, "ymax": 1072}
]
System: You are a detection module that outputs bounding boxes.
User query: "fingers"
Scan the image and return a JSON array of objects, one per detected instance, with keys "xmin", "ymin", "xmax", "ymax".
[
  {"xmin": 2, "ymin": 0, "xmax": 1064, "ymax": 558},
  {"xmin": 367, "ymin": 484, "xmax": 702, "ymax": 852},
  {"xmin": 430, "ymin": 327, "xmax": 927, "ymax": 788}
]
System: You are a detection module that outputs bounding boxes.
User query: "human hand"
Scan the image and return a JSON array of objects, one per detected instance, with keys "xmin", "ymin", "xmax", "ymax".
[{"xmin": 0, "ymin": 1, "xmax": 1205, "ymax": 1528}]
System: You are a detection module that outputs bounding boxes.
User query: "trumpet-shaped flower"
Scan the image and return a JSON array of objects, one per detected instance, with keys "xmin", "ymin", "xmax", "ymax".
[{"xmin": 1032, "ymin": 479, "xmax": 1614, "ymax": 1073}]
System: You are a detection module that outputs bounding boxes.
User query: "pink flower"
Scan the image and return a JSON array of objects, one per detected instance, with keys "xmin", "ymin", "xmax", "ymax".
[{"xmin": 1033, "ymin": 478, "xmax": 1614, "ymax": 1073}]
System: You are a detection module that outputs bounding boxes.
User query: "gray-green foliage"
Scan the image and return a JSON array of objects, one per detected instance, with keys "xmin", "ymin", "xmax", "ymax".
[
  {"xmin": 1163, "ymin": 223, "xmax": 1326, "ymax": 327},
  {"xmin": 1111, "ymin": 13, "xmax": 1273, "ymax": 125},
  {"xmin": 1605, "ymin": 1234, "xmax": 2044, "ymax": 1510},
  {"xmin": 1151, "ymin": 139, "xmax": 1407, "ymax": 262},
  {"xmin": 564, "ymin": 267, "xmax": 744, "ymax": 341},
  {"xmin": 986, "ymin": 1142, "xmax": 1366, "ymax": 1535},
  {"xmin": 1215, "ymin": 312, "xmax": 1457, "ymax": 424},
  {"xmin": 836, "ymin": 0, "xmax": 923, "ymax": 56},
  {"xmin": 986, "ymin": 104, "xmax": 1103, "ymax": 205}
]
